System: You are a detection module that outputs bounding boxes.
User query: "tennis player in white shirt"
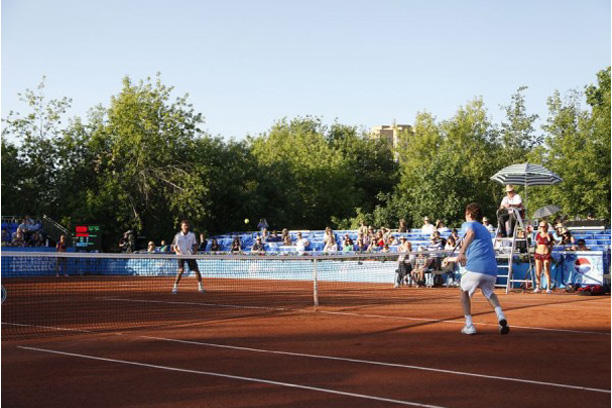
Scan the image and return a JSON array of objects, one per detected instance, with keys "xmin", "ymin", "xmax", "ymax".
[{"xmin": 172, "ymin": 220, "xmax": 205, "ymax": 294}]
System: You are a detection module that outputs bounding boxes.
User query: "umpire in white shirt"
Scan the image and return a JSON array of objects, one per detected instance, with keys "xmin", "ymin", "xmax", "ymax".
[
  {"xmin": 496, "ymin": 185, "xmax": 523, "ymax": 237},
  {"xmin": 172, "ymin": 220, "xmax": 205, "ymax": 294}
]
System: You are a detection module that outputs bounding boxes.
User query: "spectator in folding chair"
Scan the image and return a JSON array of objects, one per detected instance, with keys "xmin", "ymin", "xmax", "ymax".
[
  {"xmin": 294, "ymin": 232, "xmax": 310, "ymax": 255},
  {"xmin": 342, "ymin": 236, "xmax": 355, "ymax": 253},
  {"xmin": 230, "ymin": 236, "xmax": 242, "ymax": 253},
  {"xmin": 411, "ymin": 246, "xmax": 433, "ymax": 287},
  {"xmin": 210, "ymin": 238, "xmax": 220, "ymax": 252},
  {"xmin": 356, "ymin": 233, "xmax": 367, "ymax": 252},
  {"xmin": 251, "ymin": 237, "xmax": 266, "ymax": 255}
]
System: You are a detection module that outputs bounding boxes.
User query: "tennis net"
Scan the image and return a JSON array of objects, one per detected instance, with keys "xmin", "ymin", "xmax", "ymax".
[{"xmin": 1, "ymin": 251, "xmax": 454, "ymax": 340}]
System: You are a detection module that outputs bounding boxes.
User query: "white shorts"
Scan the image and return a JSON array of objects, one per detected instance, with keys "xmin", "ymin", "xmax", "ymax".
[{"xmin": 460, "ymin": 271, "xmax": 497, "ymax": 299}]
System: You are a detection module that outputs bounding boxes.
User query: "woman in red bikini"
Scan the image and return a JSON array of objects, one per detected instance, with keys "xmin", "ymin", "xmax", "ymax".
[{"xmin": 534, "ymin": 222, "xmax": 554, "ymax": 293}]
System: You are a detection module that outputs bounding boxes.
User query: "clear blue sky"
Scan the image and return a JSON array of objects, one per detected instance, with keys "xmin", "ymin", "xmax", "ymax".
[{"xmin": 2, "ymin": 0, "xmax": 610, "ymax": 139}]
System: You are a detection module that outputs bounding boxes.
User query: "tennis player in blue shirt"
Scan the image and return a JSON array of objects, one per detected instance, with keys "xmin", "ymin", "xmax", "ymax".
[{"xmin": 446, "ymin": 202, "xmax": 510, "ymax": 335}]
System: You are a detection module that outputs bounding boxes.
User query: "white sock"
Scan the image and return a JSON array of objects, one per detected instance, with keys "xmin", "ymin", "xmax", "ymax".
[
  {"xmin": 173, "ymin": 284, "xmax": 178, "ymax": 290},
  {"xmin": 495, "ymin": 306, "xmax": 505, "ymax": 321},
  {"xmin": 198, "ymin": 282, "xmax": 203, "ymax": 290},
  {"xmin": 465, "ymin": 315, "xmax": 473, "ymax": 326}
]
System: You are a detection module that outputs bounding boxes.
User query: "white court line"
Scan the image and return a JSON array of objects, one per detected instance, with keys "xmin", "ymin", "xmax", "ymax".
[
  {"xmin": 2, "ymin": 322, "xmax": 95, "ymax": 333},
  {"xmin": 140, "ymin": 335, "xmax": 611, "ymax": 394},
  {"xmin": 6, "ymin": 322, "xmax": 611, "ymax": 394},
  {"xmin": 18, "ymin": 346, "xmax": 447, "ymax": 408},
  {"xmin": 101, "ymin": 297, "xmax": 611, "ymax": 336}
]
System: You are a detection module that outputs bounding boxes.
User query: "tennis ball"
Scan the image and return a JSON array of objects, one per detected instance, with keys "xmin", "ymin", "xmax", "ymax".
[{"xmin": 244, "ymin": 218, "xmax": 250, "ymax": 224}]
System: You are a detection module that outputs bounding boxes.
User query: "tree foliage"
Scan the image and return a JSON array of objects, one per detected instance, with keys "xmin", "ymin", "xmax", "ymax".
[{"xmin": 2, "ymin": 68, "xmax": 609, "ymax": 249}]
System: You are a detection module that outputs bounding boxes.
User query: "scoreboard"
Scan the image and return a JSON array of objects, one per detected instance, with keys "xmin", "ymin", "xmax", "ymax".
[{"xmin": 75, "ymin": 225, "xmax": 102, "ymax": 251}]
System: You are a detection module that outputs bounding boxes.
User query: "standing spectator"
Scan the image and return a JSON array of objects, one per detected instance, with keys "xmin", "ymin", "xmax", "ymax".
[
  {"xmin": 230, "ymin": 236, "xmax": 242, "ymax": 253},
  {"xmin": 251, "ymin": 237, "xmax": 266, "ymax": 254},
  {"xmin": 55, "ymin": 235, "xmax": 68, "ymax": 277},
  {"xmin": 210, "ymin": 238, "xmax": 220, "ymax": 252},
  {"xmin": 482, "ymin": 217, "xmax": 494, "ymax": 233},
  {"xmin": 358, "ymin": 220, "xmax": 369, "ymax": 236},
  {"xmin": 496, "ymin": 185, "xmax": 523, "ymax": 237},
  {"xmin": 171, "ymin": 220, "xmax": 205, "ymax": 294},
  {"xmin": 198, "ymin": 233, "xmax": 208, "ymax": 252},
  {"xmin": 395, "ymin": 238, "xmax": 414, "ymax": 288},
  {"xmin": 428, "ymin": 231, "xmax": 444, "ymax": 271},
  {"xmin": 421, "ymin": 217, "xmax": 435, "ymax": 236},
  {"xmin": 294, "ymin": 232, "xmax": 310, "ymax": 255},
  {"xmin": 257, "ymin": 218, "xmax": 269, "ymax": 231},
  {"xmin": 533, "ymin": 221, "xmax": 554, "ymax": 294},
  {"xmin": 398, "ymin": 219, "xmax": 408, "ymax": 233}
]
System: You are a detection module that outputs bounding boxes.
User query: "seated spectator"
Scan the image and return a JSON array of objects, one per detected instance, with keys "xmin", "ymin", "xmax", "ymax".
[
  {"xmin": 230, "ymin": 236, "xmax": 242, "ymax": 253},
  {"xmin": 342, "ymin": 236, "xmax": 354, "ymax": 252},
  {"xmin": 387, "ymin": 235, "xmax": 397, "ymax": 247},
  {"xmin": 323, "ymin": 232, "xmax": 338, "ymax": 253},
  {"xmin": 398, "ymin": 218, "xmax": 408, "ymax": 233},
  {"xmin": 435, "ymin": 220, "xmax": 450, "ymax": 233},
  {"xmin": 159, "ymin": 240, "xmax": 171, "ymax": 253},
  {"xmin": 323, "ymin": 227, "xmax": 334, "ymax": 246},
  {"xmin": 482, "ymin": 217, "xmax": 494, "ymax": 233},
  {"xmin": 30, "ymin": 231, "xmax": 44, "ymax": 247},
  {"xmin": 251, "ymin": 237, "xmax": 265, "ymax": 254},
  {"xmin": 294, "ymin": 232, "xmax": 310, "ymax": 255},
  {"xmin": 198, "ymin": 233, "xmax": 208, "ymax": 252},
  {"xmin": 1, "ymin": 228, "xmax": 10, "ymax": 246},
  {"xmin": 576, "ymin": 239, "xmax": 590, "ymax": 251},
  {"xmin": 586, "ymin": 213, "xmax": 595, "ymax": 221},
  {"xmin": 355, "ymin": 233, "xmax": 367, "ymax": 252},
  {"xmin": 450, "ymin": 228, "xmax": 460, "ymax": 245},
  {"xmin": 374, "ymin": 230, "xmax": 385, "ymax": 248},
  {"xmin": 445, "ymin": 235, "xmax": 457, "ymax": 251},
  {"xmin": 261, "ymin": 228, "xmax": 269, "ymax": 243},
  {"xmin": 421, "ymin": 217, "xmax": 435, "ymax": 236},
  {"xmin": 147, "ymin": 241, "xmax": 157, "ymax": 254},
  {"xmin": 281, "ymin": 229, "xmax": 292, "ymax": 246},
  {"xmin": 11, "ymin": 228, "xmax": 25, "ymax": 247},
  {"xmin": 395, "ymin": 238, "xmax": 414, "ymax": 288},
  {"xmin": 210, "ymin": 238, "xmax": 220, "ymax": 252},
  {"xmin": 381, "ymin": 243, "xmax": 390, "ymax": 253},
  {"xmin": 555, "ymin": 225, "xmax": 576, "ymax": 248},
  {"xmin": 268, "ymin": 230, "xmax": 281, "ymax": 242}
]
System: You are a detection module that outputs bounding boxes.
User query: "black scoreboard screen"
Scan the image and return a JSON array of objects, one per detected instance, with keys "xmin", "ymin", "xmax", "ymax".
[{"xmin": 75, "ymin": 225, "xmax": 102, "ymax": 251}]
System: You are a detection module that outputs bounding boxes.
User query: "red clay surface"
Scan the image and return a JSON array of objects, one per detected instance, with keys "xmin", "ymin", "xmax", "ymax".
[{"xmin": 2, "ymin": 277, "xmax": 611, "ymax": 408}]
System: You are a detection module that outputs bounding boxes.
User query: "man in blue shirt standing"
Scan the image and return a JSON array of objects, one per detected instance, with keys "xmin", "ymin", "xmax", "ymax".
[{"xmin": 448, "ymin": 202, "xmax": 510, "ymax": 335}]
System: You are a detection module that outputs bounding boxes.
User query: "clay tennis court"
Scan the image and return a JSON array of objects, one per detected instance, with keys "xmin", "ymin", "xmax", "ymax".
[{"xmin": 2, "ymin": 277, "xmax": 610, "ymax": 408}]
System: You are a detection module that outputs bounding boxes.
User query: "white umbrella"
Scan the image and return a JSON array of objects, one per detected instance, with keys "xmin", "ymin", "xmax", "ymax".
[{"xmin": 491, "ymin": 162, "xmax": 563, "ymax": 218}]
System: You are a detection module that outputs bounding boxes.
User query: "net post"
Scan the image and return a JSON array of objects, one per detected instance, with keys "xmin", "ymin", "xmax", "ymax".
[{"xmin": 312, "ymin": 258, "xmax": 319, "ymax": 310}]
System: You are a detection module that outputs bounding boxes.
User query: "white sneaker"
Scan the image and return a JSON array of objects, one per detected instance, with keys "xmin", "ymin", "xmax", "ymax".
[
  {"xmin": 199, "ymin": 288, "xmax": 206, "ymax": 294},
  {"xmin": 461, "ymin": 325, "xmax": 477, "ymax": 335},
  {"xmin": 533, "ymin": 288, "xmax": 541, "ymax": 293},
  {"xmin": 546, "ymin": 289, "xmax": 552, "ymax": 294},
  {"xmin": 394, "ymin": 283, "xmax": 400, "ymax": 288},
  {"xmin": 171, "ymin": 288, "xmax": 178, "ymax": 294}
]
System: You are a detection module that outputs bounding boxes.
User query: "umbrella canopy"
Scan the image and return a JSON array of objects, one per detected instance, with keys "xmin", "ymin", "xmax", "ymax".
[
  {"xmin": 491, "ymin": 162, "xmax": 563, "ymax": 222},
  {"xmin": 490, "ymin": 163, "xmax": 563, "ymax": 186},
  {"xmin": 532, "ymin": 205, "xmax": 561, "ymax": 220}
]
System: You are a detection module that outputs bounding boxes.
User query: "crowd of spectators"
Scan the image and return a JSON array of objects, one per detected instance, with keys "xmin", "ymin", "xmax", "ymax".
[{"xmin": 1, "ymin": 216, "xmax": 47, "ymax": 247}]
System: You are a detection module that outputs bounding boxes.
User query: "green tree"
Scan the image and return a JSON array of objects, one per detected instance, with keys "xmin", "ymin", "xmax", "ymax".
[{"xmin": 88, "ymin": 75, "xmax": 208, "ymax": 243}]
